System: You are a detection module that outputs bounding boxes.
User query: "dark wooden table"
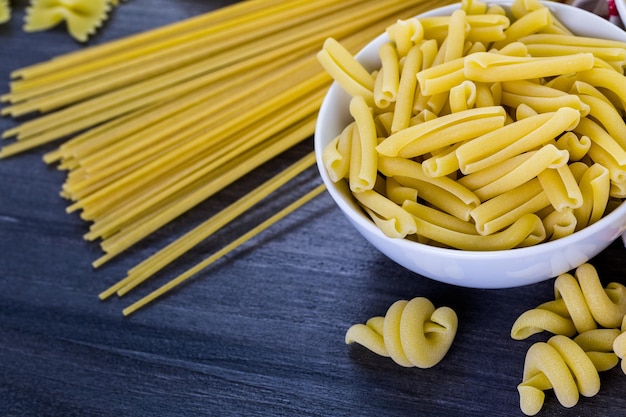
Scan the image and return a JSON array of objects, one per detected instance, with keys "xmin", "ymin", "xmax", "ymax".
[{"xmin": 2, "ymin": 1, "xmax": 626, "ymax": 416}]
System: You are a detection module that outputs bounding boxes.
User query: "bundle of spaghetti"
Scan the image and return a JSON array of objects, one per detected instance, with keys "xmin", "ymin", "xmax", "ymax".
[{"xmin": 1, "ymin": 0, "xmax": 455, "ymax": 313}]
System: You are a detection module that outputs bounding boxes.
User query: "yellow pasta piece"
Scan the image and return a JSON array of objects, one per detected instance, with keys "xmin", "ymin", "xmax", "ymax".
[
  {"xmin": 469, "ymin": 178, "xmax": 551, "ymax": 235},
  {"xmin": 578, "ymin": 94, "xmax": 626, "ymax": 151},
  {"xmin": 24, "ymin": 0, "xmax": 113, "ymax": 42},
  {"xmin": 575, "ymin": 117, "xmax": 626, "ymax": 166},
  {"xmin": 517, "ymin": 335, "xmax": 601, "ymax": 416},
  {"xmin": 492, "ymin": 7, "xmax": 551, "ymax": 50},
  {"xmin": 574, "ymin": 163, "xmax": 610, "ymax": 230},
  {"xmin": 376, "ymin": 105, "xmax": 506, "ymax": 157},
  {"xmin": 390, "ymin": 45, "xmax": 422, "ymax": 133},
  {"xmin": 511, "ymin": 264, "xmax": 626, "ymax": 340},
  {"xmin": 449, "ymin": 80, "xmax": 476, "ymax": 113},
  {"xmin": 416, "ymin": 56, "xmax": 466, "ymax": 96},
  {"xmin": 574, "ymin": 329, "xmax": 620, "ymax": 372},
  {"xmin": 322, "ymin": 122, "xmax": 354, "ymax": 183},
  {"xmin": 317, "ymin": 37, "xmax": 376, "ymax": 104},
  {"xmin": 614, "ymin": 316, "xmax": 626, "ymax": 375},
  {"xmin": 353, "ymin": 189, "xmax": 417, "ymax": 238},
  {"xmin": 374, "ymin": 42, "xmax": 400, "ymax": 109},
  {"xmin": 0, "ymin": 0, "xmax": 10, "ymax": 24},
  {"xmin": 472, "ymin": 144, "xmax": 569, "ymax": 201},
  {"xmin": 421, "ymin": 142, "xmax": 463, "ymax": 178},
  {"xmin": 348, "ymin": 95, "xmax": 378, "ymax": 193},
  {"xmin": 554, "ymin": 132, "xmax": 590, "ymax": 162},
  {"xmin": 537, "ymin": 164, "xmax": 584, "ymax": 212},
  {"xmin": 575, "ymin": 67, "xmax": 626, "ymax": 110},
  {"xmin": 412, "ymin": 212, "xmax": 545, "ymax": 250},
  {"xmin": 456, "ymin": 107, "xmax": 580, "ymax": 174},
  {"xmin": 385, "ymin": 176, "xmax": 418, "ymax": 205},
  {"xmin": 378, "ymin": 156, "xmax": 480, "ymax": 207},
  {"xmin": 444, "ymin": 9, "xmax": 468, "ymax": 62},
  {"xmin": 500, "ymin": 80, "xmax": 589, "ymax": 115},
  {"xmin": 464, "ymin": 52, "xmax": 595, "ymax": 83},
  {"xmin": 541, "ymin": 208, "xmax": 577, "ymax": 241},
  {"xmin": 402, "ymin": 200, "xmax": 477, "ymax": 235},
  {"xmin": 386, "ymin": 18, "xmax": 424, "ymax": 58},
  {"xmin": 345, "ymin": 297, "xmax": 458, "ymax": 368}
]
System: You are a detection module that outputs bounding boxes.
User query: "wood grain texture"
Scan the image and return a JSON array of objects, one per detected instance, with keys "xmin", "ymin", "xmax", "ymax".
[{"xmin": 2, "ymin": 1, "xmax": 626, "ymax": 416}]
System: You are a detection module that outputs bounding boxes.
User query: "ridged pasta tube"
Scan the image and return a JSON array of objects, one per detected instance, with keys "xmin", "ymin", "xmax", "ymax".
[
  {"xmin": 518, "ymin": 330, "xmax": 618, "ymax": 416},
  {"xmin": 345, "ymin": 297, "xmax": 458, "ymax": 368},
  {"xmin": 511, "ymin": 264, "xmax": 626, "ymax": 340}
]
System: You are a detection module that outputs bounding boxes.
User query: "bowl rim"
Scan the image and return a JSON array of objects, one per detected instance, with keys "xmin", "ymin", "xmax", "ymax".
[{"xmin": 314, "ymin": 0, "xmax": 626, "ymax": 259}]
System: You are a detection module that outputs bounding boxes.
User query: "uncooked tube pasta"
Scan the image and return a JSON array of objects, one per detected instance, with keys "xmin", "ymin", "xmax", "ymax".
[
  {"xmin": 319, "ymin": 0, "xmax": 626, "ymax": 251},
  {"xmin": 353, "ymin": 189, "xmax": 417, "ymax": 238},
  {"xmin": 349, "ymin": 95, "xmax": 379, "ymax": 193},
  {"xmin": 345, "ymin": 297, "xmax": 457, "ymax": 368}
]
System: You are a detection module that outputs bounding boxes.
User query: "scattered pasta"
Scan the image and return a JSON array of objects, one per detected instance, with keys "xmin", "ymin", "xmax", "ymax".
[
  {"xmin": 512, "ymin": 263, "xmax": 626, "ymax": 415},
  {"xmin": 318, "ymin": 0, "xmax": 626, "ymax": 250},
  {"xmin": 345, "ymin": 297, "xmax": 458, "ymax": 368},
  {"xmin": 511, "ymin": 264, "xmax": 626, "ymax": 340},
  {"xmin": 517, "ymin": 331, "xmax": 618, "ymax": 416}
]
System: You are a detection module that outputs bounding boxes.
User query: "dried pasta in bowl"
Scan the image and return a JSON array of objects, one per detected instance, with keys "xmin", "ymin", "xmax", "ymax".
[{"xmin": 313, "ymin": 0, "xmax": 626, "ymax": 288}]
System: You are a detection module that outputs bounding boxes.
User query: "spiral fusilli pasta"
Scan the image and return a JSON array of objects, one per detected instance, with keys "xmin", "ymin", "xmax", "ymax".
[
  {"xmin": 511, "ymin": 263, "xmax": 626, "ymax": 340},
  {"xmin": 345, "ymin": 297, "xmax": 457, "ymax": 368}
]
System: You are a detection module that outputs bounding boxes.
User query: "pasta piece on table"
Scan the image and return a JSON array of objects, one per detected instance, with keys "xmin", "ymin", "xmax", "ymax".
[{"xmin": 345, "ymin": 297, "xmax": 457, "ymax": 368}]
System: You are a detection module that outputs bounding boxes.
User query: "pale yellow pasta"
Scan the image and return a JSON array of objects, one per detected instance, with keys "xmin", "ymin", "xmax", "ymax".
[
  {"xmin": 492, "ymin": 7, "xmax": 551, "ymax": 50},
  {"xmin": 586, "ymin": 142, "xmax": 626, "ymax": 184},
  {"xmin": 386, "ymin": 18, "xmax": 424, "ymax": 58},
  {"xmin": 24, "ymin": 0, "xmax": 112, "ymax": 42},
  {"xmin": 345, "ymin": 297, "xmax": 458, "ymax": 368},
  {"xmin": 376, "ymin": 105, "xmax": 506, "ymax": 157},
  {"xmin": 444, "ymin": 9, "xmax": 468, "ymax": 62},
  {"xmin": 0, "ymin": 0, "xmax": 9, "ymax": 24},
  {"xmin": 421, "ymin": 142, "xmax": 463, "ymax": 177},
  {"xmin": 575, "ymin": 68, "xmax": 626, "ymax": 109},
  {"xmin": 511, "ymin": 264, "xmax": 626, "ymax": 340},
  {"xmin": 402, "ymin": 200, "xmax": 477, "ymax": 235},
  {"xmin": 464, "ymin": 52, "xmax": 595, "ymax": 83},
  {"xmin": 316, "ymin": 38, "xmax": 375, "ymax": 104},
  {"xmin": 390, "ymin": 45, "xmax": 422, "ymax": 133},
  {"xmin": 456, "ymin": 107, "xmax": 580, "ymax": 174},
  {"xmin": 449, "ymin": 80, "xmax": 476, "ymax": 113},
  {"xmin": 578, "ymin": 94, "xmax": 626, "ymax": 150},
  {"xmin": 409, "ymin": 212, "xmax": 545, "ymax": 250},
  {"xmin": 353, "ymin": 189, "xmax": 417, "ymax": 238},
  {"xmin": 470, "ymin": 178, "xmax": 551, "ymax": 235},
  {"xmin": 416, "ymin": 56, "xmax": 466, "ymax": 96},
  {"xmin": 322, "ymin": 122, "xmax": 354, "ymax": 182},
  {"xmin": 537, "ymin": 164, "xmax": 584, "ymax": 212},
  {"xmin": 574, "ymin": 163, "xmax": 610, "ymax": 230},
  {"xmin": 575, "ymin": 117, "xmax": 626, "ymax": 166},
  {"xmin": 473, "ymin": 144, "xmax": 569, "ymax": 201},
  {"xmin": 517, "ymin": 335, "xmax": 600, "ymax": 416},
  {"xmin": 500, "ymin": 80, "xmax": 589, "ymax": 115},
  {"xmin": 348, "ymin": 96, "xmax": 378, "ymax": 193},
  {"xmin": 402, "ymin": 115, "xmax": 505, "ymax": 160},
  {"xmin": 541, "ymin": 208, "xmax": 577, "ymax": 241},
  {"xmin": 461, "ymin": 0, "xmax": 487, "ymax": 15},
  {"xmin": 375, "ymin": 42, "xmax": 400, "ymax": 109},
  {"xmin": 574, "ymin": 329, "xmax": 620, "ymax": 372},
  {"xmin": 554, "ymin": 132, "xmax": 590, "ymax": 162},
  {"xmin": 613, "ymin": 315, "xmax": 626, "ymax": 375},
  {"xmin": 385, "ymin": 176, "xmax": 418, "ymax": 205},
  {"xmin": 378, "ymin": 156, "xmax": 479, "ymax": 207},
  {"xmin": 396, "ymin": 177, "xmax": 475, "ymax": 221}
]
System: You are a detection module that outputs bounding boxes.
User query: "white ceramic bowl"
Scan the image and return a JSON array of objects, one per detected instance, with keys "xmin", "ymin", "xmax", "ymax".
[{"xmin": 314, "ymin": 1, "xmax": 626, "ymax": 289}]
